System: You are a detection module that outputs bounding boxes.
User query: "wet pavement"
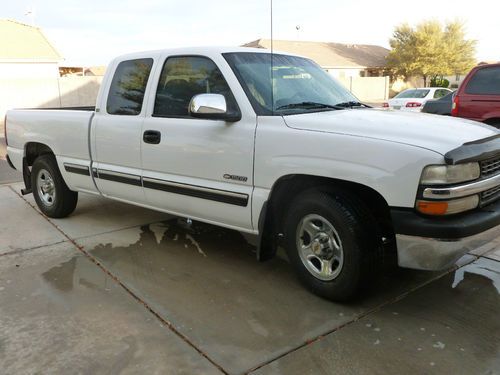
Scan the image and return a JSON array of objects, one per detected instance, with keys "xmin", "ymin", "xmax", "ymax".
[
  {"xmin": 0, "ymin": 242, "xmax": 220, "ymax": 374},
  {"xmin": 1, "ymin": 183, "xmax": 499, "ymax": 374},
  {"xmin": 252, "ymin": 257, "xmax": 500, "ymax": 375}
]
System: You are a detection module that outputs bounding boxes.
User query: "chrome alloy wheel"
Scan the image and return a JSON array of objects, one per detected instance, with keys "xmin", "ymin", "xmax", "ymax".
[
  {"xmin": 37, "ymin": 168, "xmax": 56, "ymax": 206},
  {"xmin": 296, "ymin": 214, "xmax": 344, "ymax": 281}
]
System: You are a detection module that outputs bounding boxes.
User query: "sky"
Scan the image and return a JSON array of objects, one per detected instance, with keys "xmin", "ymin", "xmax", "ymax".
[{"xmin": 3, "ymin": 0, "xmax": 499, "ymax": 66}]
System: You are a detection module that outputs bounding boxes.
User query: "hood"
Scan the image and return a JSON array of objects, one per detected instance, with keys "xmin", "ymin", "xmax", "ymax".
[{"xmin": 283, "ymin": 109, "xmax": 498, "ymax": 155}]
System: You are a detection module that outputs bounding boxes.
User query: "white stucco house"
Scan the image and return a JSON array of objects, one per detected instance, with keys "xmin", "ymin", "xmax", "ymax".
[
  {"xmin": 0, "ymin": 19, "xmax": 62, "ymax": 78},
  {"xmin": 242, "ymin": 39, "xmax": 389, "ymax": 78}
]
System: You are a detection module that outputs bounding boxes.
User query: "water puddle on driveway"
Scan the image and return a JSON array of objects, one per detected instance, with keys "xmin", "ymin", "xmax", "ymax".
[
  {"xmin": 41, "ymin": 256, "xmax": 113, "ymax": 295},
  {"xmin": 0, "ymin": 243, "xmax": 221, "ymax": 374},
  {"xmin": 452, "ymin": 258, "xmax": 500, "ymax": 294},
  {"xmin": 76, "ymin": 218, "xmax": 448, "ymax": 374}
]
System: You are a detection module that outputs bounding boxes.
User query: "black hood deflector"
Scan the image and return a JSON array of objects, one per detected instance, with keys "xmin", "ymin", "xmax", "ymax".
[{"xmin": 445, "ymin": 134, "xmax": 500, "ymax": 165}]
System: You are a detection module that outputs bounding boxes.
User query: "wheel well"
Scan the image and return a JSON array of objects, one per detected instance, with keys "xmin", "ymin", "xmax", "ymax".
[
  {"xmin": 258, "ymin": 174, "xmax": 394, "ymax": 261},
  {"xmin": 25, "ymin": 142, "xmax": 54, "ymax": 166}
]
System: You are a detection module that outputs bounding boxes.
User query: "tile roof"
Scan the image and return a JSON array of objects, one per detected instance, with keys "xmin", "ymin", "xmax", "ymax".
[
  {"xmin": 242, "ymin": 39, "xmax": 389, "ymax": 68},
  {"xmin": 0, "ymin": 19, "xmax": 62, "ymax": 61}
]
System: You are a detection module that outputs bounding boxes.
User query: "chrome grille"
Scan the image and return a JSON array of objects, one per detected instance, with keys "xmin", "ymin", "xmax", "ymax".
[
  {"xmin": 481, "ymin": 185, "xmax": 500, "ymax": 206},
  {"xmin": 481, "ymin": 157, "xmax": 500, "ymax": 177}
]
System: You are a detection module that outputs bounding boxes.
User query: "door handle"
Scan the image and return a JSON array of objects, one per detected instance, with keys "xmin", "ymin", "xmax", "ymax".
[{"xmin": 143, "ymin": 130, "xmax": 161, "ymax": 144}]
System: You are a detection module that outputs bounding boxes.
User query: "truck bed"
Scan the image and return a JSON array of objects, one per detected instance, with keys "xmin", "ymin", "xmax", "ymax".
[
  {"xmin": 19, "ymin": 106, "xmax": 96, "ymax": 111},
  {"xmin": 5, "ymin": 108, "xmax": 95, "ymax": 172}
]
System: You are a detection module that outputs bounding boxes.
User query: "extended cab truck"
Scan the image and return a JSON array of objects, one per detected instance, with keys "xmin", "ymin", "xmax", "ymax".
[
  {"xmin": 452, "ymin": 63, "xmax": 500, "ymax": 127},
  {"xmin": 5, "ymin": 47, "xmax": 500, "ymax": 301}
]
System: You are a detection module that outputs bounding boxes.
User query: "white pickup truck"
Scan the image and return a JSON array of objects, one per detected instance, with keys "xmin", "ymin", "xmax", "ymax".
[{"xmin": 5, "ymin": 47, "xmax": 500, "ymax": 300}]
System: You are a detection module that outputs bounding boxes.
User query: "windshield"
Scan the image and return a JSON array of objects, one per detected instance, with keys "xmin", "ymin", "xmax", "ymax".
[
  {"xmin": 395, "ymin": 89, "xmax": 430, "ymax": 99},
  {"xmin": 223, "ymin": 52, "xmax": 359, "ymax": 115}
]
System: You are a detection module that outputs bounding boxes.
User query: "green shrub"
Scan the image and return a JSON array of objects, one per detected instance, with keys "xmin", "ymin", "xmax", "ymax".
[{"xmin": 430, "ymin": 77, "xmax": 450, "ymax": 88}]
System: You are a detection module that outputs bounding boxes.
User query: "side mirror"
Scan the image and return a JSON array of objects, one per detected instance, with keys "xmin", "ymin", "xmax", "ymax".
[{"xmin": 189, "ymin": 93, "xmax": 241, "ymax": 122}]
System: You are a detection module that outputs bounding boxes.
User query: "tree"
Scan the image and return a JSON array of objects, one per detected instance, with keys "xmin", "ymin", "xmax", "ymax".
[
  {"xmin": 444, "ymin": 22, "xmax": 477, "ymax": 76},
  {"xmin": 387, "ymin": 20, "xmax": 476, "ymax": 87}
]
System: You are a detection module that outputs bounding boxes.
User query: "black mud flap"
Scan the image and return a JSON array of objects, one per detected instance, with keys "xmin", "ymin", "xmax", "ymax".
[
  {"xmin": 445, "ymin": 134, "xmax": 500, "ymax": 165},
  {"xmin": 6, "ymin": 154, "xmax": 16, "ymax": 170},
  {"xmin": 256, "ymin": 201, "xmax": 281, "ymax": 261}
]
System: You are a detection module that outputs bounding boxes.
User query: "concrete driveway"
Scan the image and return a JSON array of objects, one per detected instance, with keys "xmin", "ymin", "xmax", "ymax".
[{"xmin": 0, "ymin": 182, "xmax": 499, "ymax": 374}]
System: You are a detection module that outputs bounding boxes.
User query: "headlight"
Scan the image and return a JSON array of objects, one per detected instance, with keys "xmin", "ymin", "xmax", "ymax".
[
  {"xmin": 420, "ymin": 163, "xmax": 480, "ymax": 185},
  {"xmin": 416, "ymin": 162, "xmax": 482, "ymax": 215},
  {"xmin": 416, "ymin": 195, "xmax": 479, "ymax": 215}
]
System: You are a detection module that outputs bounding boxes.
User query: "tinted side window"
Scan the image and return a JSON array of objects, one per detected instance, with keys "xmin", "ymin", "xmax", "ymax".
[
  {"xmin": 154, "ymin": 56, "xmax": 238, "ymax": 117},
  {"xmin": 434, "ymin": 89, "xmax": 448, "ymax": 99},
  {"xmin": 107, "ymin": 58, "xmax": 153, "ymax": 115},
  {"xmin": 465, "ymin": 67, "xmax": 500, "ymax": 95}
]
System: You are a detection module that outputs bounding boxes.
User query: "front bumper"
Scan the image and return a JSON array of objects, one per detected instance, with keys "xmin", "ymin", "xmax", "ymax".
[
  {"xmin": 391, "ymin": 200, "xmax": 500, "ymax": 270},
  {"xmin": 396, "ymin": 225, "xmax": 499, "ymax": 270}
]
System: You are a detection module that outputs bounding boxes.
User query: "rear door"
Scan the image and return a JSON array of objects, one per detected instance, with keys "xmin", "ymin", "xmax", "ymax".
[
  {"xmin": 140, "ymin": 53, "xmax": 257, "ymax": 232},
  {"xmin": 91, "ymin": 57, "xmax": 155, "ymax": 203},
  {"xmin": 460, "ymin": 66, "xmax": 500, "ymax": 121}
]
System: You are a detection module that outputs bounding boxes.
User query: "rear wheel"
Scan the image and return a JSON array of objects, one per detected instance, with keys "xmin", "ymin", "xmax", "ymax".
[
  {"xmin": 284, "ymin": 189, "xmax": 381, "ymax": 301},
  {"xmin": 32, "ymin": 154, "xmax": 78, "ymax": 218}
]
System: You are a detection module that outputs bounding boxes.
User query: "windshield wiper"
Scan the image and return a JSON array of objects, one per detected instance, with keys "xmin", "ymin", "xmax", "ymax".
[
  {"xmin": 334, "ymin": 101, "xmax": 371, "ymax": 108},
  {"xmin": 276, "ymin": 101, "xmax": 343, "ymax": 111}
]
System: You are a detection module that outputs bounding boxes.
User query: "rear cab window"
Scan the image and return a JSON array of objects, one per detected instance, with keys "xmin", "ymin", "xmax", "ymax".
[
  {"xmin": 465, "ymin": 66, "xmax": 500, "ymax": 95},
  {"xmin": 395, "ymin": 89, "xmax": 430, "ymax": 99},
  {"xmin": 106, "ymin": 58, "xmax": 154, "ymax": 115}
]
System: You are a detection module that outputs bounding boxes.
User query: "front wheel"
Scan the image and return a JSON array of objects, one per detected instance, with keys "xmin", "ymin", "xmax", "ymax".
[
  {"xmin": 284, "ymin": 190, "xmax": 380, "ymax": 301},
  {"xmin": 32, "ymin": 154, "xmax": 78, "ymax": 218}
]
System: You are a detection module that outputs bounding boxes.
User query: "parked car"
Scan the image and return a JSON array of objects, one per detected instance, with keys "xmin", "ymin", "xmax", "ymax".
[
  {"xmin": 452, "ymin": 63, "xmax": 500, "ymax": 128},
  {"xmin": 422, "ymin": 91, "xmax": 454, "ymax": 115},
  {"xmin": 384, "ymin": 88, "xmax": 453, "ymax": 112},
  {"xmin": 5, "ymin": 47, "xmax": 500, "ymax": 301}
]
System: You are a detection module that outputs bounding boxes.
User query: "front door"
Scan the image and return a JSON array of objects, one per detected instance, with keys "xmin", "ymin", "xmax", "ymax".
[
  {"xmin": 92, "ymin": 57, "xmax": 154, "ymax": 203},
  {"xmin": 141, "ymin": 55, "xmax": 256, "ymax": 232}
]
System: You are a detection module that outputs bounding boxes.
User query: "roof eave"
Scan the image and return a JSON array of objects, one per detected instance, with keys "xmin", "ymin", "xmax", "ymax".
[{"xmin": 0, "ymin": 58, "xmax": 62, "ymax": 63}]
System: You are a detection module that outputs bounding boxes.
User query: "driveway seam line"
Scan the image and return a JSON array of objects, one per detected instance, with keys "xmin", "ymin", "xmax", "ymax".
[
  {"xmin": 246, "ymin": 256, "xmax": 478, "ymax": 374},
  {"xmin": 70, "ymin": 220, "xmax": 172, "ymax": 241},
  {"xmin": 10, "ymin": 186, "xmax": 228, "ymax": 375},
  {"xmin": 0, "ymin": 240, "xmax": 69, "ymax": 258},
  {"xmin": 5, "ymin": 189, "xmax": 169, "ymax": 241},
  {"xmin": 482, "ymin": 255, "xmax": 500, "ymax": 263}
]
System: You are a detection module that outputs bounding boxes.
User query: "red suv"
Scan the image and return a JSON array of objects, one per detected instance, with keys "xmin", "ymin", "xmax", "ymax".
[{"xmin": 452, "ymin": 63, "xmax": 500, "ymax": 128}]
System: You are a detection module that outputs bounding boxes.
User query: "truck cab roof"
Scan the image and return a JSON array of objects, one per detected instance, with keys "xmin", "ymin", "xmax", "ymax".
[{"xmin": 110, "ymin": 46, "xmax": 303, "ymax": 63}]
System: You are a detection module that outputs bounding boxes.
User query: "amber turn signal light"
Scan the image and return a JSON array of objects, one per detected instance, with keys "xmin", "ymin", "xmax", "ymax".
[
  {"xmin": 416, "ymin": 200, "xmax": 449, "ymax": 215},
  {"xmin": 416, "ymin": 195, "xmax": 479, "ymax": 216}
]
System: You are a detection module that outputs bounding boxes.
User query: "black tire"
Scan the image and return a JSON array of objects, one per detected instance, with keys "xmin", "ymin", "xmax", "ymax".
[
  {"xmin": 31, "ymin": 154, "xmax": 78, "ymax": 218},
  {"xmin": 283, "ymin": 189, "xmax": 381, "ymax": 301}
]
